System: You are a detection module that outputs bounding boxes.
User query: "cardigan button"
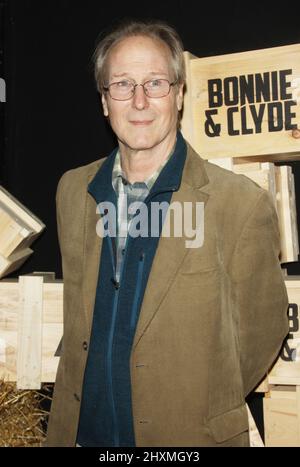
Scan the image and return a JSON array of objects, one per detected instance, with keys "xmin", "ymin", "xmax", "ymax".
[{"xmin": 82, "ymin": 341, "xmax": 88, "ymax": 351}]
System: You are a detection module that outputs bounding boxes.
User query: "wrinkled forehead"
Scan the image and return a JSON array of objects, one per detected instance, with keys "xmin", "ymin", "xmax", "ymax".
[{"xmin": 106, "ymin": 35, "xmax": 174, "ymax": 80}]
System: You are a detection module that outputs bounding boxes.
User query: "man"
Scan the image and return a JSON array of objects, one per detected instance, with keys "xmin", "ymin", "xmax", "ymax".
[{"xmin": 45, "ymin": 19, "xmax": 289, "ymax": 447}]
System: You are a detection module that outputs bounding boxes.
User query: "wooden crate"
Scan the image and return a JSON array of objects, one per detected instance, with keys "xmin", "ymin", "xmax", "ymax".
[
  {"xmin": 0, "ymin": 273, "xmax": 63, "ymax": 389},
  {"xmin": 0, "ymin": 186, "xmax": 45, "ymax": 278},
  {"xmin": 181, "ymin": 44, "xmax": 300, "ymax": 161},
  {"xmin": 267, "ymin": 277, "xmax": 300, "ymax": 385},
  {"xmin": 263, "ymin": 385, "xmax": 300, "ymax": 446}
]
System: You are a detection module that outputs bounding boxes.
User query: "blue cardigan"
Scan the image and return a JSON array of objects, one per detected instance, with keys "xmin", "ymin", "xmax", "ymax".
[{"xmin": 77, "ymin": 132, "xmax": 187, "ymax": 447}]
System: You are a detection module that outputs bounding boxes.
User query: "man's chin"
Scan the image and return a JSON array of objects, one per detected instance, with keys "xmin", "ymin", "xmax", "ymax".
[{"xmin": 122, "ymin": 137, "xmax": 157, "ymax": 152}]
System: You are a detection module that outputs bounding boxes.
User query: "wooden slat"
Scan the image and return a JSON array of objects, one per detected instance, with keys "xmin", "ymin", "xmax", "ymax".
[
  {"xmin": 263, "ymin": 385, "xmax": 300, "ymax": 446},
  {"xmin": 247, "ymin": 404, "xmax": 264, "ymax": 447},
  {"xmin": 275, "ymin": 166, "xmax": 299, "ymax": 263},
  {"xmin": 17, "ymin": 276, "xmax": 44, "ymax": 389},
  {"xmin": 268, "ymin": 277, "xmax": 300, "ymax": 385},
  {"xmin": 0, "ymin": 186, "xmax": 45, "ymax": 280}
]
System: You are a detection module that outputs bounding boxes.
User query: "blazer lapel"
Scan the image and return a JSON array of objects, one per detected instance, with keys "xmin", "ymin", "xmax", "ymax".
[
  {"xmin": 132, "ymin": 145, "xmax": 210, "ymax": 350},
  {"xmin": 82, "ymin": 174, "xmax": 103, "ymax": 336}
]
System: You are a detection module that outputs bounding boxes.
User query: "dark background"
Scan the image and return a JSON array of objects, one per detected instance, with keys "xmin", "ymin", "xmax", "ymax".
[{"xmin": 1, "ymin": 0, "xmax": 300, "ymax": 442}]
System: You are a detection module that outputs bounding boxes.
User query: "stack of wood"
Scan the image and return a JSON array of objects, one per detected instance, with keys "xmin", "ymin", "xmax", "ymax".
[
  {"xmin": 0, "ymin": 273, "xmax": 63, "ymax": 390},
  {"xmin": 0, "ymin": 186, "xmax": 45, "ymax": 278}
]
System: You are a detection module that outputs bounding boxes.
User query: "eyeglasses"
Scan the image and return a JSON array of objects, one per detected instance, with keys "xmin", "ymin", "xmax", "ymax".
[{"xmin": 103, "ymin": 79, "xmax": 177, "ymax": 101}]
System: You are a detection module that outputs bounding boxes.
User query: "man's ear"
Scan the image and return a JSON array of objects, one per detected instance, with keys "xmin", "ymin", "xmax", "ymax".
[
  {"xmin": 176, "ymin": 83, "xmax": 184, "ymax": 112},
  {"xmin": 101, "ymin": 93, "xmax": 109, "ymax": 117}
]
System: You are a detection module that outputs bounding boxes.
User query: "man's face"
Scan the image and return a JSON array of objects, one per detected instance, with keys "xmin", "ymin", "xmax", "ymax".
[{"xmin": 101, "ymin": 35, "xmax": 184, "ymax": 152}]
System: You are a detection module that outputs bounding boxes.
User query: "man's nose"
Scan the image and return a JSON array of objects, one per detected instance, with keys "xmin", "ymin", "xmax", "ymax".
[{"xmin": 132, "ymin": 85, "xmax": 149, "ymax": 110}]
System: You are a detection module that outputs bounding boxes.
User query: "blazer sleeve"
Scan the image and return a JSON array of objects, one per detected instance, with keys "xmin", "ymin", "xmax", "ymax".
[
  {"xmin": 55, "ymin": 172, "xmax": 66, "ymax": 251},
  {"xmin": 229, "ymin": 189, "xmax": 289, "ymax": 396}
]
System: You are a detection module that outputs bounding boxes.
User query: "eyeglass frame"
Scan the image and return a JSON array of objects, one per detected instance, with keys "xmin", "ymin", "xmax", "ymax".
[{"xmin": 103, "ymin": 78, "xmax": 177, "ymax": 101}]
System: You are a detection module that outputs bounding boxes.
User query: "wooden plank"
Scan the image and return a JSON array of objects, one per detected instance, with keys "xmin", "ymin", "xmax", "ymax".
[
  {"xmin": 17, "ymin": 276, "xmax": 43, "ymax": 389},
  {"xmin": 0, "ymin": 280, "xmax": 18, "ymax": 381},
  {"xmin": 0, "ymin": 248, "xmax": 33, "ymax": 279},
  {"xmin": 0, "ymin": 208, "xmax": 33, "ymax": 257},
  {"xmin": 0, "ymin": 186, "xmax": 45, "ymax": 234},
  {"xmin": 181, "ymin": 44, "xmax": 300, "ymax": 161},
  {"xmin": 229, "ymin": 163, "xmax": 298, "ymax": 263},
  {"xmin": 246, "ymin": 404, "xmax": 264, "ymax": 447},
  {"xmin": 263, "ymin": 385, "xmax": 300, "ymax": 446},
  {"xmin": 41, "ymin": 281, "xmax": 63, "ymax": 382},
  {"xmin": 297, "ymin": 386, "xmax": 300, "ymax": 441},
  {"xmin": 0, "ymin": 186, "xmax": 45, "ymax": 279},
  {"xmin": 275, "ymin": 166, "xmax": 299, "ymax": 263},
  {"xmin": 268, "ymin": 277, "xmax": 300, "ymax": 385}
]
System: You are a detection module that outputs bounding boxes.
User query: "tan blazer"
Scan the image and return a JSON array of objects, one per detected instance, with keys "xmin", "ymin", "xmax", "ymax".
[{"xmin": 45, "ymin": 142, "xmax": 289, "ymax": 447}]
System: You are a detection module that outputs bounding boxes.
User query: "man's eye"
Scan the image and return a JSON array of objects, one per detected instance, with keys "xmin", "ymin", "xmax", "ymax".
[
  {"xmin": 149, "ymin": 79, "xmax": 163, "ymax": 87},
  {"xmin": 116, "ymin": 81, "xmax": 132, "ymax": 88}
]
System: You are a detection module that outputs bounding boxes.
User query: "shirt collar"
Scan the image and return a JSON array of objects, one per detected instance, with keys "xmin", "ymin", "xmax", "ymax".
[
  {"xmin": 88, "ymin": 131, "xmax": 187, "ymax": 204},
  {"xmin": 112, "ymin": 141, "xmax": 176, "ymax": 194}
]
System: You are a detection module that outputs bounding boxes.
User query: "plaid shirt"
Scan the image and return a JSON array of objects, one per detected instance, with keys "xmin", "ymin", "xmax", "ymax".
[{"xmin": 111, "ymin": 149, "xmax": 172, "ymax": 282}]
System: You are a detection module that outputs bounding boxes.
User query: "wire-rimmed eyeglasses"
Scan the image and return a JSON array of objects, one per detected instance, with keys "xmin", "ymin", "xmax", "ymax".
[{"xmin": 103, "ymin": 78, "xmax": 177, "ymax": 101}]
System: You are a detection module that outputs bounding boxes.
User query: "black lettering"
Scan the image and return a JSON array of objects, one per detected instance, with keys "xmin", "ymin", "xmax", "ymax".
[
  {"xmin": 255, "ymin": 72, "xmax": 271, "ymax": 103},
  {"xmin": 239, "ymin": 75, "xmax": 255, "ymax": 106},
  {"xmin": 284, "ymin": 100, "xmax": 298, "ymax": 130},
  {"xmin": 280, "ymin": 69, "xmax": 292, "ymax": 100},
  {"xmin": 204, "ymin": 109, "xmax": 221, "ymax": 137},
  {"xmin": 268, "ymin": 102, "xmax": 283, "ymax": 132},
  {"xmin": 240, "ymin": 106, "xmax": 253, "ymax": 134},
  {"xmin": 288, "ymin": 303, "xmax": 299, "ymax": 332},
  {"xmin": 280, "ymin": 303, "xmax": 298, "ymax": 361},
  {"xmin": 224, "ymin": 76, "xmax": 239, "ymax": 106},
  {"xmin": 208, "ymin": 79, "xmax": 222, "ymax": 108},
  {"xmin": 281, "ymin": 335, "xmax": 295, "ymax": 362},
  {"xmin": 271, "ymin": 71, "xmax": 278, "ymax": 101},
  {"xmin": 249, "ymin": 104, "xmax": 265, "ymax": 133},
  {"xmin": 227, "ymin": 107, "xmax": 239, "ymax": 135}
]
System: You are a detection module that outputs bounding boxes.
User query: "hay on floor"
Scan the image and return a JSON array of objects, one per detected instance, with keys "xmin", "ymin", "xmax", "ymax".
[{"xmin": 0, "ymin": 380, "xmax": 52, "ymax": 447}]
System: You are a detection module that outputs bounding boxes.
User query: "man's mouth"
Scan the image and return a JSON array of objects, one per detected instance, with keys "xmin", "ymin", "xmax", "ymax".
[{"xmin": 129, "ymin": 120, "xmax": 153, "ymax": 126}]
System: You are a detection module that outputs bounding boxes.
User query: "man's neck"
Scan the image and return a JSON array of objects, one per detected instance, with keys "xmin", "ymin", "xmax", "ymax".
[{"xmin": 118, "ymin": 135, "xmax": 177, "ymax": 184}]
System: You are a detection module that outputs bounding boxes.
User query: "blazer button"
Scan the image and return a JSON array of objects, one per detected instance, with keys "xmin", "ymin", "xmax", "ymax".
[
  {"xmin": 82, "ymin": 341, "xmax": 88, "ymax": 351},
  {"xmin": 73, "ymin": 393, "xmax": 80, "ymax": 402}
]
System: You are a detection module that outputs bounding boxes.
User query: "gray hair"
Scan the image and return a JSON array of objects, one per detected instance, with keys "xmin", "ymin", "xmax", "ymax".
[{"xmin": 93, "ymin": 19, "xmax": 186, "ymax": 93}]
